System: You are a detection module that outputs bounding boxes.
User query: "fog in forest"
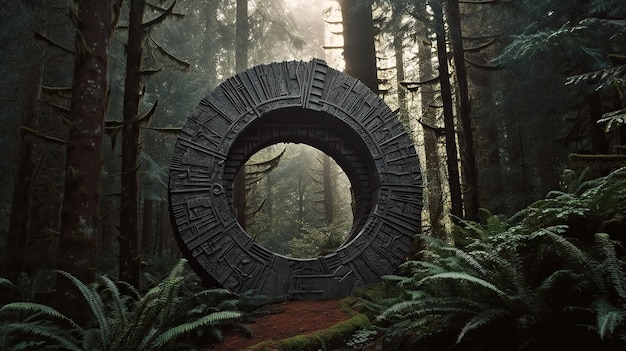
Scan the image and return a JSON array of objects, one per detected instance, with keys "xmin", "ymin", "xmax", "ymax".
[{"xmin": 0, "ymin": 2, "xmax": 625, "ymax": 349}]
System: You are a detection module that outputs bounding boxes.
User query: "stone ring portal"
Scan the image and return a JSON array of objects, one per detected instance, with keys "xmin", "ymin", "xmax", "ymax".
[{"xmin": 168, "ymin": 59, "xmax": 423, "ymax": 299}]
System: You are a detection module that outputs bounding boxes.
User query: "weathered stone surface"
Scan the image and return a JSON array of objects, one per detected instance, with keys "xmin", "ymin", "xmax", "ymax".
[{"xmin": 169, "ymin": 59, "xmax": 423, "ymax": 299}]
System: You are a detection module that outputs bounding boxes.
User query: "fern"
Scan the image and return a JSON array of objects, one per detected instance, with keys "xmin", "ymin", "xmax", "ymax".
[
  {"xmin": 1, "ymin": 258, "xmax": 250, "ymax": 351},
  {"xmin": 457, "ymin": 308, "xmax": 508, "ymax": 343},
  {"xmin": 419, "ymin": 272, "xmax": 506, "ymax": 297},
  {"xmin": 151, "ymin": 310, "xmax": 242, "ymax": 348},
  {"xmin": 593, "ymin": 298, "xmax": 625, "ymax": 339},
  {"xmin": 1, "ymin": 302, "xmax": 84, "ymax": 333},
  {"xmin": 3, "ymin": 322, "xmax": 82, "ymax": 351},
  {"xmin": 374, "ymin": 167, "xmax": 626, "ymax": 349},
  {"xmin": 594, "ymin": 233, "xmax": 626, "ymax": 300},
  {"xmin": 378, "ymin": 297, "xmax": 483, "ymax": 322},
  {"xmin": 99, "ymin": 275, "xmax": 129, "ymax": 331},
  {"xmin": 441, "ymin": 247, "xmax": 488, "ymax": 276},
  {"xmin": 55, "ymin": 270, "xmax": 111, "ymax": 348}
]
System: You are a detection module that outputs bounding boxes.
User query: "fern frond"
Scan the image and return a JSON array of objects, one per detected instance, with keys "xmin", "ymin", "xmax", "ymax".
[
  {"xmin": 100, "ymin": 275, "xmax": 129, "ymax": 330},
  {"xmin": 476, "ymin": 248, "xmax": 526, "ymax": 295},
  {"xmin": 160, "ymin": 273, "xmax": 186, "ymax": 323},
  {"xmin": 3, "ymin": 322, "xmax": 82, "ymax": 351},
  {"xmin": 457, "ymin": 308, "xmax": 508, "ymax": 343},
  {"xmin": 115, "ymin": 294, "xmax": 169, "ymax": 350},
  {"xmin": 381, "ymin": 316, "xmax": 439, "ymax": 348},
  {"xmin": 593, "ymin": 298, "xmax": 625, "ymax": 339},
  {"xmin": 216, "ymin": 298, "xmax": 240, "ymax": 311},
  {"xmin": 0, "ymin": 277, "xmax": 20, "ymax": 293},
  {"xmin": 0, "ymin": 302, "xmax": 83, "ymax": 333},
  {"xmin": 117, "ymin": 280, "xmax": 141, "ymax": 300},
  {"xmin": 114, "ymin": 260, "xmax": 207, "ymax": 351},
  {"xmin": 565, "ymin": 65, "xmax": 626, "ymax": 87},
  {"xmin": 55, "ymin": 270, "xmax": 110, "ymax": 342},
  {"xmin": 398, "ymin": 260, "xmax": 447, "ymax": 276},
  {"xmin": 457, "ymin": 217, "xmax": 495, "ymax": 240},
  {"xmin": 594, "ymin": 233, "xmax": 626, "ymax": 300},
  {"xmin": 377, "ymin": 297, "xmax": 482, "ymax": 322},
  {"xmin": 529, "ymin": 226, "xmax": 587, "ymax": 264},
  {"xmin": 151, "ymin": 311, "xmax": 242, "ymax": 348},
  {"xmin": 419, "ymin": 272, "xmax": 506, "ymax": 297},
  {"xmin": 382, "ymin": 274, "xmax": 408, "ymax": 283},
  {"xmin": 537, "ymin": 269, "xmax": 581, "ymax": 292},
  {"xmin": 441, "ymin": 247, "xmax": 487, "ymax": 276}
]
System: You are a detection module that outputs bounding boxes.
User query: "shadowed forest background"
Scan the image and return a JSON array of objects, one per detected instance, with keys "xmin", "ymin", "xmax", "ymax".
[{"xmin": 1, "ymin": 0, "xmax": 625, "ymax": 350}]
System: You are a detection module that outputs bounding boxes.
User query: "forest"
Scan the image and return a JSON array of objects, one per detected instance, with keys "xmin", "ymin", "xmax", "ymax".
[{"xmin": 1, "ymin": 0, "xmax": 625, "ymax": 350}]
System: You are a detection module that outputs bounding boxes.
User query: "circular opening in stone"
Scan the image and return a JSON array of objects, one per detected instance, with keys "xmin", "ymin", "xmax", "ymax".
[{"xmin": 232, "ymin": 142, "xmax": 354, "ymax": 258}]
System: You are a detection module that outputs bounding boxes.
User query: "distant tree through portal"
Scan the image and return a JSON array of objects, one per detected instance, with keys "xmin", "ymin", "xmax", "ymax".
[{"xmin": 240, "ymin": 143, "xmax": 353, "ymax": 258}]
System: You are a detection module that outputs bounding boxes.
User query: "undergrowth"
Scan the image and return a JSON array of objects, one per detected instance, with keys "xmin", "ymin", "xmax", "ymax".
[
  {"xmin": 371, "ymin": 167, "xmax": 626, "ymax": 351},
  {"xmin": 0, "ymin": 258, "xmax": 263, "ymax": 351}
]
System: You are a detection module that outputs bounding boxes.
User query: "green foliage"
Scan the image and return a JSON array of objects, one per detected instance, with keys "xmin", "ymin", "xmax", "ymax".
[
  {"xmin": 599, "ymin": 107, "xmax": 626, "ymax": 132},
  {"xmin": 374, "ymin": 167, "xmax": 626, "ymax": 350},
  {"xmin": 0, "ymin": 259, "xmax": 245, "ymax": 351},
  {"xmin": 245, "ymin": 144, "xmax": 353, "ymax": 258},
  {"xmin": 345, "ymin": 326, "xmax": 377, "ymax": 348},
  {"xmin": 288, "ymin": 221, "xmax": 350, "ymax": 258}
]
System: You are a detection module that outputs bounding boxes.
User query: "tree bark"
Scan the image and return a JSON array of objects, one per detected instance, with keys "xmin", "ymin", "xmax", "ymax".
[
  {"xmin": 58, "ymin": 0, "xmax": 122, "ymax": 321},
  {"xmin": 233, "ymin": 0, "xmax": 249, "ymax": 228},
  {"xmin": 4, "ymin": 66, "xmax": 41, "ymax": 280},
  {"xmin": 417, "ymin": 32, "xmax": 445, "ymax": 237},
  {"xmin": 446, "ymin": 0, "xmax": 479, "ymax": 220},
  {"xmin": 119, "ymin": 0, "xmax": 145, "ymax": 289},
  {"xmin": 157, "ymin": 201, "xmax": 166, "ymax": 256},
  {"xmin": 432, "ymin": 0, "xmax": 463, "ymax": 220},
  {"xmin": 338, "ymin": 0, "xmax": 378, "ymax": 93},
  {"xmin": 235, "ymin": 0, "xmax": 248, "ymax": 72},
  {"xmin": 322, "ymin": 154, "xmax": 334, "ymax": 225},
  {"xmin": 589, "ymin": 93, "xmax": 609, "ymax": 155},
  {"xmin": 141, "ymin": 197, "xmax": 154, "ymax": 255},
  {"xmin": 392, "ymin": 5, "xmax": 409, "ymax": 128}
]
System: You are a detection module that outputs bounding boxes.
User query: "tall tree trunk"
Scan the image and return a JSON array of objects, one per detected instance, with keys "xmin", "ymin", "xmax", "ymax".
[
  {"xmin": 141, "ymin": 197, "xmax": 154, "ymax": 255},
  {"xmin": 157, "ymin": 201, "xmax": 166, "ymax": 256},
  {"xmin": 392, "ymin": 8, "xmax": 409, "ymax": 127},
  {"xmin": 235, "ymin": 0, "xmax": 248, "ymax": 72},
  {"xmin": 446, "ymin": 0, "xmax": 479, "ymax": 220},
  {"xmin": 58, "ymin": 0, "xmax": 122, "ymax": 321},
  {"xmin": 417, "ymin": 34, "xmax": 445, "ymax": 237},
  {"xmin": 4, "ymin": 66, "xmax": 41, "ymax": 281},
  {"xmin": 322, "ymin": 154, "xmax": 334, "ymax": 225},
  {"xmin": 338, "ymin": 0, "xmax": 378, "ymax": 93},
  {"xmin": 298, "ymin": 171, "xmax": 305, "ymax": 228},
  {"xmin": 119, "ymin": 0, "xmax": 145, "ymax": 289},
  {"xmin": 233, "ymin": 0, "xmax": 249, "ymax": 228},
  {"xmin": 588, "ymin": 93, "xmax": 609, "ymax": 155},
  {"xmin": 431, "ymin": 0, "xmax": 463, "ymax": 220}
]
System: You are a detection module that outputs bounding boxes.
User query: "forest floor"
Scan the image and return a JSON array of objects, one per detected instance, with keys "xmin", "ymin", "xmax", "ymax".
[{"xmin": 204, "ymin": 298, "xmax": 368, "ymax": 351}]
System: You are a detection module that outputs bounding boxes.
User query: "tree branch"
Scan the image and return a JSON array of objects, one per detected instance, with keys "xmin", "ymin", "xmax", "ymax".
[
  {"xmin": 20, "ymin": 126, "xmax": 66, "ymax": 145},
  {"xmin": 149, "ymin": 37, "xmax": 190, "ymax": 70},
  {"xmin": 33, "ymin": 30, "xmax": 73, "ymax": 54},
  {"xmin": 143, "ymin": 0, "xmax": 177, "ymax": 28}
]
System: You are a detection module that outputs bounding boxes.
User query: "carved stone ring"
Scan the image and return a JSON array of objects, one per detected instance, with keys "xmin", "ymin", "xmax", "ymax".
[{"xmin": 168, "ymin": 59, "xmax": 423, "ymax": 299}]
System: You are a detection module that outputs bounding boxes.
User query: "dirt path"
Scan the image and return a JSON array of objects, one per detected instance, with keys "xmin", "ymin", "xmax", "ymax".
[{"xmin": 206, "ymin": 299, "xmax": 351, "ymax": 351}]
